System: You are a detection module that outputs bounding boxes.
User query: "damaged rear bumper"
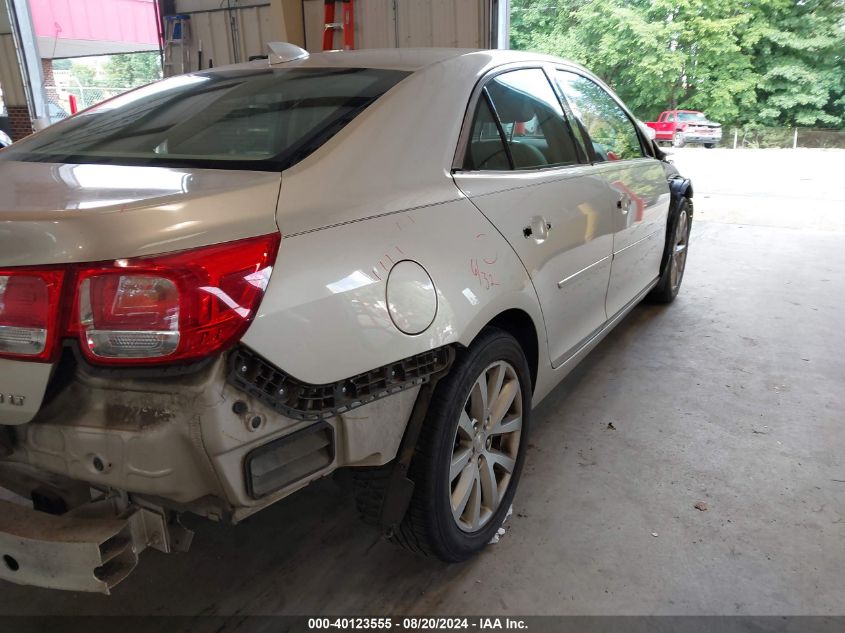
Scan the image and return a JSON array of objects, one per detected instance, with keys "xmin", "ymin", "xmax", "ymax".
[{"xmin": 0, "ymin": 496, "xmax": 187, "ymax": 593}]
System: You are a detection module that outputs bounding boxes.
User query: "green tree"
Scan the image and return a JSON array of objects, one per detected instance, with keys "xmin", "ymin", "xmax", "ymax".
[
  {"xmin": 103, "ymin": 53, "xmax": 162, "ymax": 89},
  {"xmin": 510, "ymin": 0, "xmax": 845, "ymax": 128},
  {"xmin": 69, "ymin": 60, "xmax": 99, "ymax": 87},
  {"xmin": 748, "ymin": 0, "xmax": 845, "ymax": 126}
]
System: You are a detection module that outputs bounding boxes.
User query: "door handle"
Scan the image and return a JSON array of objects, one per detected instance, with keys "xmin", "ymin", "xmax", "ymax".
[{"xmin": 523, "ymin": 216, "xmax": 552, "ymax": 242}]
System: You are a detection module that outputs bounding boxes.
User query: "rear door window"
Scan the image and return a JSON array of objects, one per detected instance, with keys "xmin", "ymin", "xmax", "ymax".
[
  {"xmin": 463, "ymin": 68, "xmax": 582, "ymax": 171},
  {"xmin": 464, "ymin": 94, "xmax": 511, "ymax": 170}
]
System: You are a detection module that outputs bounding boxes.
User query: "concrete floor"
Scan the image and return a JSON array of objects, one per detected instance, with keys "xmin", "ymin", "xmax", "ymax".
[{"xmin": 1, "ymin": 149, "xmax": 844, "ymax": 618}]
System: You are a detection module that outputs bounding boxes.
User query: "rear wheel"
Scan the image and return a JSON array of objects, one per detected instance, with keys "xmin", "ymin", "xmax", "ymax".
[
  {"xmin": 704, "ymin": 143, "xmax": 715, "ymax": 149},
  {"xmin": 390, "ymin": 328, "xmax": 531, "ymax": 561}
]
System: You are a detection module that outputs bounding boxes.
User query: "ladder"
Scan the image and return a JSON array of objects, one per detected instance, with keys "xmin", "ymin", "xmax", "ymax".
[
  {"xmin": 163, "ymin": 14, "xmax": 192, "ymax": 76},
  {"xmin": 322, "ymin": 0, "xmax": 355, "ymax": 51}
]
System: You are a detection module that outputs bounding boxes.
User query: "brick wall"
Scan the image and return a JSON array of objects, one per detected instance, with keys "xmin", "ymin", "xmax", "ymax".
[
  {"xmin": 41, "ymin": 58, "xmax": 59, "ymax": 105},
  {"xmin": 7, "ymin": 105, "xmax": 33, "ymax": 141}
]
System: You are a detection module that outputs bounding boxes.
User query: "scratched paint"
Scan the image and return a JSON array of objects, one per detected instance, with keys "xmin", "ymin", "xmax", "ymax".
[
  {"xmin": 471, "ymin": 232, "xmax": 500, "ymax": 290},
  {"xmin": 469, "ymin": 258, "xmax": 500, "ymax": 290},
  {"xmin": 373, "ymin": 245, "xmax": 408, "ymax": 281}
]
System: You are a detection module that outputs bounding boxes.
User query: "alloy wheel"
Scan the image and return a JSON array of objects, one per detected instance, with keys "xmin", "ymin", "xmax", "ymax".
[
  {"xmin": 670, "ymin": 208, "xmax": 689, "ymax": 293},
  {"xmin": 449, "ymin": 360, "xmax": 523, "ymax": 532}
]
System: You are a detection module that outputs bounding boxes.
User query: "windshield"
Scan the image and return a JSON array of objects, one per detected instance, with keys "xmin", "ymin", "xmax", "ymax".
[
  {"xmin": 1, "ymin": 66, "xmax": 409, "ymax": 171},
  {"xmin": 677, "ymin": 112, "xmax": 707, "ymax": 122}
]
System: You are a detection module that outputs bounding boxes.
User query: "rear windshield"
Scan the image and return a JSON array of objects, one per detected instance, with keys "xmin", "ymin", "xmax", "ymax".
[
  {"xmin": 677, "ymin": 112, "xmax": 707, "ymax": 122},
  {"xmin": 1, "ymin": 66, "xmax": 409, "ymax": 171}
]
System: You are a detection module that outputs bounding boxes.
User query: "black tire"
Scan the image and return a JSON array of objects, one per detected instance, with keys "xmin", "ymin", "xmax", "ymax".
[
  {"xmin": 370, "ymin": 328, "xmax": 532, "ymax": 561},
  {"xmin": 649, "ymin": 196, "xmax": 692, "ymax": 304},
  {"xmin": 704, "ymin": 143, "xmax": 715, "ymax": 149}
]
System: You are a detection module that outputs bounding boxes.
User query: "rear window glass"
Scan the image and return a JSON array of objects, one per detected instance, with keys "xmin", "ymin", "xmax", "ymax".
[
  {"xmin": 677, "ymin": 112, "xmax": 706, "ymax": 122},
  {"xmin": 1, "ymin": 67, "xmax": 408, "ymax": 171}
]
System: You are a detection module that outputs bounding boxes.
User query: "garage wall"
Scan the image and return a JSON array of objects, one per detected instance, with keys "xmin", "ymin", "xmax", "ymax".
[
  {"xmin": 164, "ymin": 0, "xmax": 491, "ymax": 75},
  {"xmin": 167, "ymin": 1, "xmax": 274, "ymax": 71},
  {"xmin": 302, "ymin": 0, "xmax": 490, "ymax": 51},
  {"xmin": 1, "ymin": 0, "xmax": 37, "ymax": 140},
  {"xmin": 0, "ymin": 4, "xmax": 26, "ymax": 106}
]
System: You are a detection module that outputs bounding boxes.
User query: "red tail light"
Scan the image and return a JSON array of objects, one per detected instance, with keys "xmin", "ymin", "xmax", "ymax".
[
  {"xmin": 0, "ymin": 233, "xmax": 280, "ymax": 365},
  {"xmin": 77, "ymin": 275, "xmax": 181, "ymax": 360},
  {"xmin": 0, "ymin": 269, "xmax": 65, "ymax": 361}
]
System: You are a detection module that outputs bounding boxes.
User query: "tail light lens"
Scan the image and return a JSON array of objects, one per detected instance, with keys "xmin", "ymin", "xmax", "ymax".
[
  {"xmin": 0, "ymin": 269, "xmax": 64, "ymax": 360},
  {"xmin": 70, "ymin": 233, "xmax": 281, "ymax": 365},
  {"xmin": 78, "ymin": 275, "xmax": 181, "ymax": 359},
  {"xmin": 0, "ymin": 233, "xmax": 280, "ymax": 365}
]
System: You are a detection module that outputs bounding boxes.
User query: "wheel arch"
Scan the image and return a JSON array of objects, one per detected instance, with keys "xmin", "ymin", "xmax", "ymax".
[
  {"xmin": 476, "ymin": 308, "xmax": 540, "ymax": 392},
  {"xmin": 670, "ymin": 176, "xmax": 693, "ymax": 201}
]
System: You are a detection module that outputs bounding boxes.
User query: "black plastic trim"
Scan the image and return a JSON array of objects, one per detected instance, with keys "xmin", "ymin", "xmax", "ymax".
[
  {"xmin": 227, "ymin": 345, "xmax": 454, "ymax": 421},
  {"xmin": 243, "ymin": 421, "xmax": 335, "ymax": 499}
]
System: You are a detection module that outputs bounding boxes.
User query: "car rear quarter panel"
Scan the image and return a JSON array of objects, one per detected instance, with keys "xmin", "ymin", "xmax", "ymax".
[
  {"xmin": 242, "ymin": 196, "xmax": 549, "ymax": 392},
  {"xmin": 242, "ymin": 52, "xmax": 550, "ymax": 393}
]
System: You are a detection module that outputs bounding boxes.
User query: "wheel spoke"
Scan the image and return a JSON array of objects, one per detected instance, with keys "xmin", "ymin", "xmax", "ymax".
[
  {"xmin": 486, "ymin": 364, "xmax": 506, "ymax": 414},
  {"xmin": 487, "ymin": 449, "xmax": 516, "ymax": 474},
  {"xmin": 469, "ymin": 475, "xmax": 482, "ymax": 530},
  {"xmin": 450, "ymin": 447, "xmax": 472, "ymax": 482},
  {"xmin": 451, "ymin": 465, "xmax": 476, "ymax": 520},
  {"xmin": 478, "ymin": 455, "xmax": 499, "ymax": 511},
  {"xmin": 675, "ymin": 249, "xmax": 686, "ymax": 277},
  {"xmin": 488, "ymin": 379, "xmax": 518, "ymax": 430},
  {"xmin": 489, "ymin": 413, "xmax": 522, "ymax": 437},
  {"xmin": 457, "ymin": 411, "xmax": 475, "ymax": 441},
  {"xmin": 469, "ymin": 374, "xmax": 488, "ymax": 422}
]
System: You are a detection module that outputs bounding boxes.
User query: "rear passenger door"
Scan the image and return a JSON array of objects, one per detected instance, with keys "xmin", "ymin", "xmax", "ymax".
[
  {"xmin": 453, "ymin": 67, "xmax": 617, "ymax": 369},
  {"xmin": 554, "ymin": 70, "xmax": 670, "ymax": 318}
]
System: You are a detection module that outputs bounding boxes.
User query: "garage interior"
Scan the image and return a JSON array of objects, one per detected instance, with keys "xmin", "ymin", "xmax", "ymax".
[
  {"xmin": 1, "ymin": 0, "xmax": 843, "ymax": 623},
  {"xmin": 1, "ymin": 149, "xmax": 842, "ymax": 619}
]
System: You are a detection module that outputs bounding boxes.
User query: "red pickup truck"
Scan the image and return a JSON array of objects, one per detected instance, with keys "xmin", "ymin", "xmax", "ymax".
[{"xmin": 646, "ymin": 110, "xmax": 722, "ymax": 148}]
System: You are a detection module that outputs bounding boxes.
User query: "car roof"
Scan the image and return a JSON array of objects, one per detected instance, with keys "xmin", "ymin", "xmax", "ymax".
[
  {"xmin": 224, "ymin": 47, "xmax": 580, "ymax": 74},
  {"xmin": 280, "ymin": 47, "xmax": 478, "ymax": 71}
]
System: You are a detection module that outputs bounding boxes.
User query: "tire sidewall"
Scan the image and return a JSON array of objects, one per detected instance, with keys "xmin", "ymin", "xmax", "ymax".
[{"xmin": 421, "ymin": 330, "xmax": 532, "ymax": 561}]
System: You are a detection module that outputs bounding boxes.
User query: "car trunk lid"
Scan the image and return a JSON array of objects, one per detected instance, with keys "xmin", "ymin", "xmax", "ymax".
[
  {"xmin": 0, "ymin": 161, "xmax": 281, "ymax": 266},
  {"xmin": 0, "ymin": 160, "xmax": 281, "ymax": 425}
]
